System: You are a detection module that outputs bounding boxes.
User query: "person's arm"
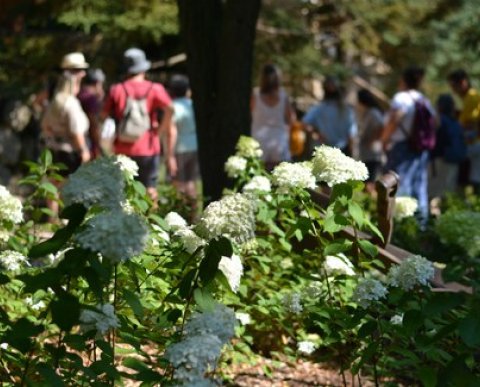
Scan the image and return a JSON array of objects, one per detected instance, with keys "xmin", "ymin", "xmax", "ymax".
[
  {"xmin": 380, "ymin": 109, "xmax": 402, "ymax": 149},
  {"xmin": 284, "ymin": 96, "xmax": 295, "ymax": 127},
  {"xmin": 68, "ymin": 100, "xmax": 91, "ymax": 163},
  {"xmin": 302, "ymin": 106, "xmax": 327, "ymax": 143},
  {"xmin": 166, "ymin": 120, "xmax": 178, "ymax": 178}
]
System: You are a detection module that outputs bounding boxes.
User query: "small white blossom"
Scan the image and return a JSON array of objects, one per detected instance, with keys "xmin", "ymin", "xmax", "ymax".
[
  {"xmin": 225, "ymin": 156, "xmax": 247, "ymax": 178},
  {"xmin": 76, "ymin": 211, "xmax": 148, "ymax": 263},
  {"xmin": 174, "ymin": 227, "xmax": 206, "ymax": 254},
  {"xmin": 304, "ymin": 281, "xmax": 322, "ymax": 298},
  {"xmin": 196, "ymin": 193, "xmax": 256, "ymax": 244},
  {"xmin": 394, "ymin": 196, "xmax": 418, "ymax": 220},
  {"xmin": 352, "ymin": 277, "xmax": 387, "ymax": 308},
  {"xmin": 0, "ymin": 185, "xmax": 23, "ymax": 224},
  {"xmin": 243, "ymin": 176, "xmax": 271, "ymax": 194},
  {"xmin": 0, "ymin": 343, "xmax": 8, "ymax": 350},
  {"xmin": 282, "ymin": 292, "xmax": 303, "ymax": 314},
  {"xmin": 297, "ymin": 341, "xmax": 317, "ymax": 355},
  {"xmin": 235, "ymin": 136, "xmax": 263, "ymax": 158},
  {"xmin": 218, "ymin": 254, "xmax": 243, "ymax": 293},
  {"xmin": 324, "ymin": 253, "xmax": 355, "ymax": 276},
  {"xmin": 80, "ymin": 303, "xmax": 119, "ymax": 335},
  {"xmin": 390, "ymin": 314, "xmax": 404, "ymax": 325},
  {"xmin": 235, "ymin": 312, "xmax": 251, "ymax": 325},
  {"xmin": 280, "ymin": 258, "xmax": 294, "ymax": 269},
  {"xmin": 0, "ymin": 250, "xmax": 29, "ymax": 272},
  {"xmin": 25, "ymin": 297, "xmax": 46, "ymax": 311},
  {"xmin": 114, "ymin": 155, "xmax": 139, "ymax": 179},
  {"xmin": 62, "ymin": 157, "xmax": 125, "ymax": 210},
  {"xmin": 312, "ymin": 145, "xmax": 369, "ymax": 186},
  {"xmin": 165, "ymin": 212, "xmax": 188, "ymax": 231},
  {"xmin": 388, "ymin": 255, "xmax": 434, "ymax": 290},
  {"xmin": 271, "ymin": 162, "xmax": 316, "ymax": 194},
  {"xmin": 0, "ymin": 230, "xmax": 10, "ymax": 243}
]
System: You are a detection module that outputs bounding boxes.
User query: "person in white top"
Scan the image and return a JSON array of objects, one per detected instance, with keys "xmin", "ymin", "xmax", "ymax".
[
  {"xmin": 381, "ymin": 66, "xmax": 436, "ymax": 221},
  {"xmin": 251, "ymin": 64, "xmax": 294, "ymax": 170}
]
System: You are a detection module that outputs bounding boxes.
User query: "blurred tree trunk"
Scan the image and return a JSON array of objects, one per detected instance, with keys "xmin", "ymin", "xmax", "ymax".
[{"xmin": 177, "ymin": 0, "xmax": 261, "ymax": 203}]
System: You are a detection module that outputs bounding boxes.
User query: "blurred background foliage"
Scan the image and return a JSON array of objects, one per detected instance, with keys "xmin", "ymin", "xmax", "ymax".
[{"xmin": 0, "ymin": 0, "xmax": 479, "ymax": 101}]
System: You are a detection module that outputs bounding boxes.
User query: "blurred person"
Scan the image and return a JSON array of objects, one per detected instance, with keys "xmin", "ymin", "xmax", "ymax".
[
  {"xmin": 167, "ymin": 74, "xmax": 200, "ymax": 214},
  {"xmin": 356, "ymin": 88, "xmax": 384, "ymax": 192},
  {"xmin": 78, "ymin": 68, "xmax": 106, "ymax": 158},
  {"xmin": 447, "ymin": 69, "xmax": 480, "ymax": 188},
  {"xmin": 381, "ymin": 66, "xmax": 436, "ymax": 221},
  {"xmin": 429, "ymin": 94, "xmax": 466, "ymax": 199},
  {"xmin": 251, "ymin": 64, "xmax": 294, "ymax": 170},
  {"xmin": 302, "ymin": 76, "xmax": 357, "ymax": 156},
  {"xmin": 103, "ymin": 48, "xmax": 173, "ymax": 201}
]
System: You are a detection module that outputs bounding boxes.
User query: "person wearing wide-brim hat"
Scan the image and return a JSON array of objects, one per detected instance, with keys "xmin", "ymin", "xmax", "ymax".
[{"xmin": 103, "ymin": 48, "xmax": 174, "ymax": 201}]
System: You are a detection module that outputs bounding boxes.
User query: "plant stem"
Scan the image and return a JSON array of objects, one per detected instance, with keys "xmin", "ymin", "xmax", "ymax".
[
  {"xmin": 111, "ymin": 264, "xmax": 118, "ymax": 384},
  {"xmin": 20, "ymin": 348, "xmax": 35, "ymax": 387}
]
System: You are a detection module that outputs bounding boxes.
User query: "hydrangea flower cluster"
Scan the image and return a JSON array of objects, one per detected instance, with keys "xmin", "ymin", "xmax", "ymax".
[
  {"xmin": 242, "ymin": 175, "xmax": 271, "ymax": 194},
  {"xmin": 79, "ymin": 303, "xmax": 119, "ymax": 335},
  {"xmin": 61, "ymin": 157, "xmax": 125, "ymax": 210},
  {"xmin": 282, "ymin": 292, "xmax": 303, "ymax": 314},
  {"xmin": 0, "ymin": 185, "xmax": 23, "ymax": 226},
  {"xmin": 76, "ymin": 211, "xmax": 148, "ymax": 263},
  {"xmin": 218, "ymin": 254, "xmax": 243, "ymax": 293},
  {"xmin": 174, "ymin": 227, "xmax": 207, "ymax": 254},
  {"xmin": 235, "ymin": 312, "xmax": 251, "ymax": 325},
  {"xmin": 390, "ymin": 314, "xmax": 404, "ymax": 325},
  {"xmin": 114, "ymin": 155, "xmax": 139, "ymax": 179},
  {"xmin": 388, "ymin": 255, "xmax": 434, "ymax": 290},
  {"xmin": 225, "ymin": 155, "xmax": 247, "ymax": 178},
  {"xmin": 394, "ymin": 196, "xmax": 418, "ymax": 220},
  {"xmin": 297, "ymin": 340, "xmax": 317, "ymax": 355},
  {"xmin": 271, "ymin": 162, "xmax": 316, "ymax": 194},
  {"xmin": 324, "ymin": 253, "xmax": 355, "ymax": 276},
  {"xmin": 351, "ymin": 278, "xmax": 387, "ymax": 308},
  {"xmin": 0, "ymin": 250, "xmax": 29, "ymax": 272},
  {"xmin": 165, "ymin": 211, "xmax": 188, "ymax": 231},
  {"xmin": 165, "ymin": 304, "xmax": 236, "ymax": 384},
  {"xmin": 235, "ymin": 135, "xmax": 263, "ymax": 159},
  {"xmin": 436, "ymin": 211, "xmax": 480, "ymax": 258},
  {"xmin": 196, "ymin": 193, "xmax": 256, "ymax": 245},
  {"xmin": 311, "ymin": 145, "xmax": 369, "ymax": 186}
]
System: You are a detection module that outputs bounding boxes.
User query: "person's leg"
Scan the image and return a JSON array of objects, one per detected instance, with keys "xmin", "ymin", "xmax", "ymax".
[
  {"xmin": 411, "ymin": 151, "xmax": 429, "ymax": 222},
  {"xmin": 130, "ymin": 155, "xmax": 160, "ymax": 202}
]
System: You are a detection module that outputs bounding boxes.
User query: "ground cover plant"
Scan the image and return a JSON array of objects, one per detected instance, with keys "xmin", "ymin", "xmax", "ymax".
[{"xmin": 0, "ymin": 140, "xmax": 478, "ymax": 386}]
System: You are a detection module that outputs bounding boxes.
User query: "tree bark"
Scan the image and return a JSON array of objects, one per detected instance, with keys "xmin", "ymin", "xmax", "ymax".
[{"xmin": 177, "ymin": 0, "xmax": 261, "ymax": 203}]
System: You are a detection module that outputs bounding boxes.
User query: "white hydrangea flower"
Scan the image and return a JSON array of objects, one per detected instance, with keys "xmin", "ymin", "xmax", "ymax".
[
  {"xmin": 76, "ymin": 211, "xmax": 148, "ymax": 263},
  {"xmin": 352, "ymin": 277, "xmax": 387, "ymax": 308},
  {"xmin": 0, "ymin": 230, "xmax": 10, "ymax": 243},
  {"xmin": 297, "ymin": 341, "xmax": 317, "ymax": 355},
  {"xmin": 390, "ymin": 314, "xmax": 404, "ymax": 325},
  {"xmin": 218, "ymin": 254, "xmax": 243, "ymax": 293},
  {"xmin": 324, "ymin": 253, "xmax": 355, "ymax": 276},
  {"xmin": 394, "ymin": 196, "xmax": 418, "ymax": 220},
  {"xmin": 0, "ymin": 186, "xmax": 23, "ymax": 224},
  {"xmin": 243, "ymin": 175, "xmax": 271, "ymax": 194},
  {"xmin": 235, "ymin": 312, "xmax": 251, "ymax": 325},
  {"xmin": 61, "ymin": 157, "xmax": 125, "ymax": 210},
  {"xmin": 114, "ymin": 155, "xmax": 139, "ymax": 179},
  {"xmin": 165, "ymin": 333, "xmax": 223, "ymax": 383},
  {"xmin": 225, "ymin": 156, "xmax": 247, "ymax": 178},
  {"xmin": 388, "ymin": 255, "xmax": 434, "ymax": 290},
  {"xmin": 304, "ymin": 281, "xmax": 322, "ymax": 298},
  {"xmin": 312, "ymin": 145, "xmax": 369, "ymax": 186},
  {"xmin": 196, "ymin": 193, "xmax": 256, "ymax": 245},
  {"xmin": 25, "ymin": 297, "xmax": 46, "ymax": 311},
  {"xmin": 165, "ymin": 211, "xmax": 188, "ymax": 231},
  {"xmin": 151, "ymin": 224, "xmax": 170, "ymax": 244},
  {"xmin": 174, "ymin": 227, "xmax": 206, "ymax": 254},
  {"xmin": 282, "ymin": 292, "xmax": 303, "ymax": 314},
  {"xmin": 235, "ymin": 135, "xmax": 263, "ymax": 158},
  {"xmin": 436, "ymin": 211, "xmax": 480, "ymax": 258},
  {"xmin": 185, "ymin": 304, "xmax": 237, "ymax": 344},
  {"xmin": 79, "ymin": 303, "xmax": 119, "ymax": 335},
  {"xmin": 271, "ymin": 162, "xmax": 316, "ymax": 194},
  {"xmin": 280, "ymin": 258, "xmax": 294, "ymax": 269},
  {"xmin": 0, "ymin": 250, "xmax": 29, "ymax": 272},
  {"xmin": 0, "ymin": 343, "xmax": 7, "ymax": 350}
]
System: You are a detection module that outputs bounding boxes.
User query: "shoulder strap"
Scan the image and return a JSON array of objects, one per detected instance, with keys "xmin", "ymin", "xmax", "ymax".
[
  {"xmin": 120, "ymin": 82, "xmax": 130, "ymax": 97},
  {"xmin": 142, "ymin": 82, "xmax": 154, "ymax": 99}
]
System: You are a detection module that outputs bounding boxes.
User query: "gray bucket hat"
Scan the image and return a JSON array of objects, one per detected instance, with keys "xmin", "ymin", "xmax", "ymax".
[{"xmin": 123, "ymin": 48, "xmax": 151, "ymax": 74}]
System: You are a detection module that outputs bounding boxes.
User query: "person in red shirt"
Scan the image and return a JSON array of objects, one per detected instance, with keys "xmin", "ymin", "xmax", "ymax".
[{"xmin": 103, "ymin": 48, "xmax": 174, "ymax": 201}]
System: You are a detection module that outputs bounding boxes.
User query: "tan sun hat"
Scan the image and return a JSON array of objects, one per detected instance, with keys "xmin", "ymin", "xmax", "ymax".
[{"xmin": 60, "ymin": 52, "xmax": 89, "ymax": 70}]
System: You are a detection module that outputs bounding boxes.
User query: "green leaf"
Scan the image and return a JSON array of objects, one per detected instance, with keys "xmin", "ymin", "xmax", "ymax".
[
  {"xmin": 324, "ymin": 240, "xmax": 353, "ymax": 255},
  {"xmin": 403, "ymin": 309, "xmax": 423, "ymax": 334},
  {"xmin": 178, "ymin": 269, "xmax": 196, "ymax": 299},
  {"xmin": 51, "ymin": 292, "xmax": 80, "ymax": 331},
  {"xmin": 459, "ymin": 314, "xmax": 480, "ymax": 347},
  {"xmin": 6, "ymin": 318, "xmax": 43, "ymax": 352},
  {"xmin": 348, "ymin": 202, "xmax": 364, "ymax": 227},
  {"xmin": 193, "ymin": 288, "xmax": 216, "ymax": 312},
  {"xmin": 199, "ymin": 237, "xmax": 232, "ymax": 285},
  {"xmin": 358, "ymin": 239, "xmax": 378, "ymax": 257},
  {"xmin": 0, "ymin": 273, "xmax": 9, "ymax": 285},
  {"xmin": 330, "ymin": 183, "xmax": 353, "ymax": 202},
  {"xmin": 418, "ymin": 366, "xmax": 437, "ymax": 387},
  {"xmin": 36, "ymin": 363, "xmax": 65, "ymax": 387},
  {"xmin": 123, "ymin": 289, "xmax": 144, "ymax": 318}
]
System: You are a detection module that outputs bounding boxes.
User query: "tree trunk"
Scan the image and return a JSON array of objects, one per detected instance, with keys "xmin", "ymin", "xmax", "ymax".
[{"xmin": 177, "ymin": 0, "xmax": 261, "ymax": 203}]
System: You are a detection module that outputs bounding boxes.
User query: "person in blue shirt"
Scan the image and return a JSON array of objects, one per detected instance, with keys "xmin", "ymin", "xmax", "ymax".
[
  {"xmin": 167, "ymin": 75, "xmax": 200, "ymax": 208},
  {"xmin": 302, "ymin": 76, "xmax": 357, "ymax": 156}
]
